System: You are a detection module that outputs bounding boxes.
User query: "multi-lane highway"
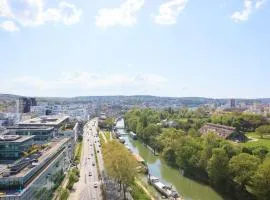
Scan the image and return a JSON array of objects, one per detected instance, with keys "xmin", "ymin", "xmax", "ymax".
[{"xmin": 70, "ymin": 119, "xmax": 103, "ymax": 200}]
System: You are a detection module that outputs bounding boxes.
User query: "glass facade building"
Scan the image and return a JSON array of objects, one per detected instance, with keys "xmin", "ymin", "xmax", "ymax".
[
  {"xmin": 0, "ymin": 136, "xmax": 34, "ymax": 160},
  {"xmin": 0, "ymin": 137, "xmax": 74, "ymax": 200},
  {"xmin": 6, "ymin": 127, "xmax": 55, "ymax": 143}
]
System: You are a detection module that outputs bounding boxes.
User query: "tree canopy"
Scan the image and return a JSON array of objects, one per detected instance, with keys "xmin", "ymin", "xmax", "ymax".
[{"xmin": 103, "ymin": 140, "xmax": 137, "ymax": 199}]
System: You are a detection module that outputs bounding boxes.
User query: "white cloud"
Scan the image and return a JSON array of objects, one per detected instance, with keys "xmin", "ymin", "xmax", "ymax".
[
  {"xmin": 153, "ymin": 0, "xmax": 188, "ymax": 25},
  {"xmin": 0, "ymin": 0, "xmax": 13, "ymax": 18},
  {"xmin": 41, "ymin": 2, "xmax": 82, "ymax": 26},
  {"xmin": 255, "ymin": 0, "xmax": 267, "ymax": 9},
  {"xmin": 0, "ymin": 20, "xmax": 19, "ymax": 31},
  {"xmin": 0, "ymin": 0, "xmax": 82, "ymax": 31},
  {"xmin": 231, "ymin": 0, "xmax": 267, "ymax": 22},
  {"xmin": 231, "ymin": 0, "xmax": 253, "ymax": 22},
  {"xmin": 95, "ymin": 0, "xmax": 144, "ymax": 28},
  {"xmin": 1, "ymin": 72, "xmax": 168, "ymax": 96}
]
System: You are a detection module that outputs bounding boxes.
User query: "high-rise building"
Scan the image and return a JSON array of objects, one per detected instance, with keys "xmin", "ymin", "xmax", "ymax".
[
  {"xmin": 230, "ymin": 99, "xmax": 236, "ymax": 108},
  {"xmin": 16, "ymin": 97, "xmax": 37, "ymax": 113},
  {"xmin": 29, "ymin": 98, "xmax": 37, "ymax": 106}
]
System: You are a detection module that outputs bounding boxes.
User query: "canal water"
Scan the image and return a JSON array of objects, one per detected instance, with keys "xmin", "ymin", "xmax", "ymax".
[{"xmin": 117, "ymin": 119, "xmax": 223, "ymax": 200}]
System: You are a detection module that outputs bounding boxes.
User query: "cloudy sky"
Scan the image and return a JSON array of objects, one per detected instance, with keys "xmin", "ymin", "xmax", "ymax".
[{"xmin": 0, "ymin": 0, "xmax": 269, "ymax": 98}]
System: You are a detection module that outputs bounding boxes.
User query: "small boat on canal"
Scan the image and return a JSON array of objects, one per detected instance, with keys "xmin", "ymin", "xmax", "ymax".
[{"xmin": 148, "ymin": 175, "xmax": 180, "ymax": 199}]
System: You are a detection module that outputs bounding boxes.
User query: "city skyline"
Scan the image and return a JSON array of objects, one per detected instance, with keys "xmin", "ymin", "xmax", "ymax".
[{"xmin": 0, "ymin": 0, "xmax": 269, "ymax": 98}]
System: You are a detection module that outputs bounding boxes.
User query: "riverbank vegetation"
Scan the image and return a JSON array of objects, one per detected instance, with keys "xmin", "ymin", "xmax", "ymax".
[
  {"xmin": 102, "ymin": 140, "xmax": 152, "ymax": 200},
  {"xmin": 130, "ymin": 181, "xmax": 151, "ymax": 200},
  {"xmin": 124, "ymin": 108, "xmax": 270, "ymax": 200},
  {"xmin": 104, "ymin": 131, "xmax": 111, "ymax": 141}
]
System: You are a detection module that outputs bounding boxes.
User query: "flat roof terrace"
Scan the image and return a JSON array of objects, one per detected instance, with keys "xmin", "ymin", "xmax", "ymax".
[
  {"xmin": 0, "ymin": 135, "xmax": 34, "ymax": 143},
  {"xmin": 6, "ymin": 126, "xmax": 54, "ymax": 132},
  {"xmin": 0, "ymin": 137, "xmax": 70, "ymax": 179},
  {"xmin": 18, "ymin": 115, "xmax": 69, "ymax": 127}
]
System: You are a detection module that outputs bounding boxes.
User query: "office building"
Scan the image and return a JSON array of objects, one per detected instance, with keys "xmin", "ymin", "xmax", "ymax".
[
  {"xmin": 0, "ymin": 135, "xmax": 34, "ymax": 161},
  {"xmin": 0, "ymin": 137, "xmax": 74, "ymax": 200},
  {"xmin": 18, "ymin": 115, "xmax": 69, "ymax": 130},
  {"xmin": 6, "ymin": 126, "xmax": 55, "ymax": 143}
]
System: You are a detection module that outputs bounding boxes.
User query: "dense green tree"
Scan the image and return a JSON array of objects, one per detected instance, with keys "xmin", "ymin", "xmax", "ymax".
[
  {"xmin": 178, "ymin": 106, "xmax": 189, "ymax": 118},
  {"xmin": 58, "ymin": 187, "xmax": 69, "ymax": 200},
  {"xmin": 211, "ymin": 113, "xmax": 268, "ymax": 132},
  {"xmin": 199, "ymin": 132, "xmax": 221, "ymax": 168},
  {"xmin": 220, "ymin": 141, "xmax": 241, "ymax": 159},
  {"xmin": 142, "ymin": 124, "xmax": 161, "ymax": 145},
  {"xmin": 229, "ymin": 153, "xmax": 261, "ymax": 187},
  {"xmin": 157, "ymin": 128, "xmax": 184, "ymax": 150},
  {"xmin": 207, "ymin": 148, "xmax": 229, "ymax": 185},
  {"xmin": 103, "ymin": 141, "xmax": 137, "ymax": 200},
  {"xmin": 251, "ymin": 158, "xmax": 270, "ymax": 199},
  {"xmin": 193, "ymin": 106, "xmax": 210, "ymax": 118},
  {"xmin": 255, "ymin": 125, "xmax": 270, "ymax": 138},
  {"xmin": 252, "ymin": 146, "xmax": 269, "ymax": 159},
  {"xmin": 104, "ymin": 117, "xmax": 115, "ymax": 130},
  {"xmin": 188, "ymin": 128, "xmax": 199, "ymax": 137},
  {"xmin": 175, "ymin": 137, "xmax": 202, "ymax": 171}
]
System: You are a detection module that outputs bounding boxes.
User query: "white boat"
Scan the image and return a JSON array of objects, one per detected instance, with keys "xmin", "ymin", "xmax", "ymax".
[{"xmin": 148, "ymin": 175, "xmax": 179, "ymax": 199}]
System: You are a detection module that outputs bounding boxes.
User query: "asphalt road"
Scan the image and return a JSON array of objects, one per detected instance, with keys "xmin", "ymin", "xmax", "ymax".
[{"xmin": 70, "ymin": 119, "xmax": 102, "ymax": 200}]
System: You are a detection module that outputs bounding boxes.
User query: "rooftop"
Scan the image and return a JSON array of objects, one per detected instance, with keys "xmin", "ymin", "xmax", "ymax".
[
  {"xmin": 0, "ymin": 137, "xmax": 70, "ymax": 179},
  {"xmin": 18, "ymin": 115, "xmax": 69, "ymax": 126},
  {"xmin": 7, "ymin": 126, "xmax": 54, "ymax": 131},
  {"xmin": 0, "ymin": 135, "xmax": 34, "ymax": 143},
  {"xmin": 199, "ymin": 123, "xmax": 236, "ymax": 139}
]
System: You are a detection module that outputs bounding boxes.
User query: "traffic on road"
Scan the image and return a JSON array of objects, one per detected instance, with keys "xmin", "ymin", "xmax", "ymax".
[{"xmin": 70, "ymin": 119, "xmax": 103, "ymax": 200}]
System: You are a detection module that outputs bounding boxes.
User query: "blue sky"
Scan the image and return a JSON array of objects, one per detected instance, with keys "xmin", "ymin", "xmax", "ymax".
[{"xmin": 0, "ymin": 0, "xmax": 269, "ymax": 98}]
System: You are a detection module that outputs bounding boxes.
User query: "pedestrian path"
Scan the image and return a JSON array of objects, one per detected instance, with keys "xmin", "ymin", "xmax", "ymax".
[
  {"xmin": 135, "ymin": 178, "xmax": 155, "ymax": 200},
  {"xmin": 100, "ymin": 131, "xmax": 108, "ymax": 143}
]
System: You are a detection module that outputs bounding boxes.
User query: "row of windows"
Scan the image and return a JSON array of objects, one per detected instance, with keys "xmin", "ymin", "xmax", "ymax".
[
  {"xmin": 0, "ymin": 145, "xmax": 19, "ymax": 150},
  {"xmin": 0, "ymin": 152, "xmax": 19, "ymax": 158}
]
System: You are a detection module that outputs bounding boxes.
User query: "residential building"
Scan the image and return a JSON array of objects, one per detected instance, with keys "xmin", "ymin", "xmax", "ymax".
[{"xmin": 199, "ymin": 123, "xmax": 245, "ymax": 141}]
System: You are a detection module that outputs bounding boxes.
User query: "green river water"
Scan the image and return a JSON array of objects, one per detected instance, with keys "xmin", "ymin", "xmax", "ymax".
[{"xmin": 117, "ymin": 120, "xmax": 223, "ymax": 200}]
